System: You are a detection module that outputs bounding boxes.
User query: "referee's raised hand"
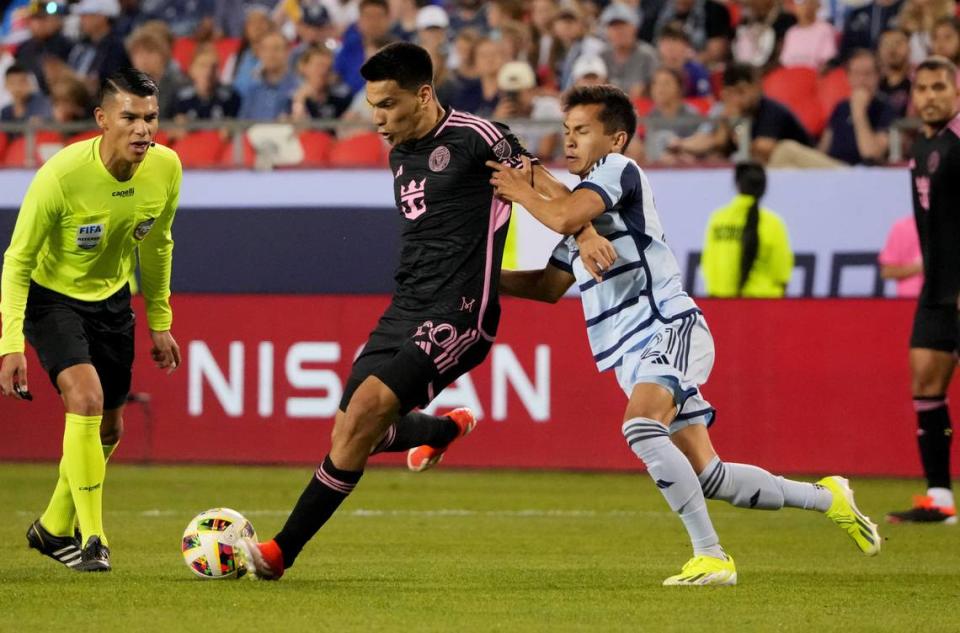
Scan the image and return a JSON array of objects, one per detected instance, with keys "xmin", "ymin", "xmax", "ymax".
[
  {"xmin": 149, "ymin": 330, "xmax": 181, "ymax": 375},
  {"xmin": 0, "ymin": 353, "xmax": 28, "ymax": 399}
]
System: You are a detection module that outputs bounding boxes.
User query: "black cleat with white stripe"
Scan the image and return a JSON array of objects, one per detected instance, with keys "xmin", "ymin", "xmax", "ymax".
[
  {"xmin": 26, "ymin": 520, "xmax": 83, "ymax": 569},
  {"xmin": 74, "ymin": 536, "xmax": 111, "ymax": 572}
]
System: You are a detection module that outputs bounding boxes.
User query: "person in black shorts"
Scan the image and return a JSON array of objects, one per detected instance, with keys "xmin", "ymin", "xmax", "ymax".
[
  {"xmin": 888, "ymin": 57, "xmax": 960, "ymax": 524},
  {"xmin": 237, "ymin": 42, "xmax": 611, "ymax": 579}
]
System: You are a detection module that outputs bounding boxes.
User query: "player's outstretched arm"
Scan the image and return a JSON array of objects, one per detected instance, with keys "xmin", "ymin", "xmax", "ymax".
[
  {"xmin": 488, "ymin": 158, "xmax": 606, "ymax": 235},
  {"xmin": 500, "ymin": 265, "xmax": 575, "ymax": 303}
]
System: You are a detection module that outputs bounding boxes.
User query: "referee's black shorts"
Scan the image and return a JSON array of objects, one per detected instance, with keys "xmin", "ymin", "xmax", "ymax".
[
  {"xmin": 910, "ymin": 302, "xmax": 960, "ymax": 354},
  {"xmin": 23, "ymin": 281, "xmax": 135, "ymax": 410},
  {"xmin": 341, "ymin": 314, "xmax": 494, "ymax": 415}
]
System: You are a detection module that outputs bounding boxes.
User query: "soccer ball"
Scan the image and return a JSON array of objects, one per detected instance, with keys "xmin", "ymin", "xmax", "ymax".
[{"xmin": 181, "ymin": 508, "xmax": 257, "ymax": 579}]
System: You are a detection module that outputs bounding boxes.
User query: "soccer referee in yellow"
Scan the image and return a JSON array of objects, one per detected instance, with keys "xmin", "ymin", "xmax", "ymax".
[
  {"xmin": 701, "ymin": 162, "xmax": 793, "ymax": 298},
  {"xmin": 0, "ymin": 68, "xmax": 182, "ymax": 572}
]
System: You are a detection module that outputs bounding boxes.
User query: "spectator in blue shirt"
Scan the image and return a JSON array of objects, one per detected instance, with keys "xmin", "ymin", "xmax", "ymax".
[
  {"xmin": 837, "ymin": 0, "xmax": 903, "ymax": 62},
  {"xmin": 656, "ymin": 24, "xmax": 712, "ymax": 97},
  {"xmin": 140, "ymin": 0, "xmax": 216, "ymax": 38},
  {"xmin": 214, "ymin": 0, "xmax": 276, "ymax": 38},
  {"xmin": 335, "ymin": 0, "xmax": 393, "ymax": 95},
  {"xmin": 230, "ymin": 7, "xmax": 274, "ymax": 97},
  {"xmin": 174, "ymin": 47, "xmax": 241, "ymax": 122},
  {"xmin": 0, "ymin": 63, "xmax": 51, "ymax": 122},
  {"xmin": 818, "ymin": 49, "xmax": 894, "ymax": 164},
  {"xmin": 68, "ymin": 0, "xmax": 132, "ymax": 92},
  {"xmin": 283, "ymin": 43, "xmax": 351, "ymax": 121},
  {"xmin": 238, "ymin": 29, "xmax": 299, "ymax": 120}
]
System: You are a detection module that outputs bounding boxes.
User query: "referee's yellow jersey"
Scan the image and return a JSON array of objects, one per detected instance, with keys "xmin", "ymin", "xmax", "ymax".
[
  {"xmin": 0, "ymin": 136, "xmax": 182, "ymax": 355},
  {"xmin": 701, "ymin": 194, "xmax": 793, "ymax": 298}
]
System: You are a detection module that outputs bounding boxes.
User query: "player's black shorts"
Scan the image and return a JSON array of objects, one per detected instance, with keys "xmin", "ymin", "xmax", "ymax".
[
  {"xmin": 23, "ymin": 281, "xmax": 135, "ymax": 409},
  {"xmin": 910, "ymin": 302, "xmax": 960, "ymax": 353},
  {"xmin": 341, "ymin": 314, "xmax": 493, "ymax": 415}
]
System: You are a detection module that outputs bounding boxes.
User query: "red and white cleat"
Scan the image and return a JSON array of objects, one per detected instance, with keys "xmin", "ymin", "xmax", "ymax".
[
  {"xmin": 406, "ymin": 408, "xmax": 477, "ymax": 472},
  {"xmin": 236, "ymin": 538, "xmax": 285, "ymax": 580}
]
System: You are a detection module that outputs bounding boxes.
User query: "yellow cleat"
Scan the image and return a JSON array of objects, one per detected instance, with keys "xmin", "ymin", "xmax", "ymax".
[
  {"xmin": 818, "ymin": 476, "xmax": 881, "ymax": 556},
  {"xmin": 662, "ymin": 554, "xmax": 737, "ymax": 586}
]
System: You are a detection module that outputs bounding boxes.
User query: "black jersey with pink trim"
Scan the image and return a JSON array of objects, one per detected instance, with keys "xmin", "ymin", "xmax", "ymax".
[
  {"xmin": 385, "ymin": 108, "xmax": 536, "ymax": 339},
  {"xmin": 910, "ymin": 113, "xmax": 960, "ymax": 306}
]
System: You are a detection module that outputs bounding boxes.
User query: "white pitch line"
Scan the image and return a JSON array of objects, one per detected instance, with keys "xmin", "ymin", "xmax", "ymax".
[{"xmin": 16, "ymin": 508, "xmax": 677, "ymax": 519}]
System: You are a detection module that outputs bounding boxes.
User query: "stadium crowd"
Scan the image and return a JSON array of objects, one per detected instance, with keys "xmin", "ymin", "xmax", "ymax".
[{"xmin": 0, "ymin": 0, "xmax": 956, "ymax": 167}]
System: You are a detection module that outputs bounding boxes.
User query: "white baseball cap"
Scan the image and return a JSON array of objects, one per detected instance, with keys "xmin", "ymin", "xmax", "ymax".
[
  {"xmin": 497, "ymin": 61, "xmax": 537, "ymax": 91},
  {"xmin": 416, "ymin": 5, "xmax": 449, "ymax": 30},
  {"xmin": 72, "ymin": 0, "xmax": 121, "ymax": 17},
  {"xmin": 600, "ymin": 3, "xmax": 639, "ymax": 28},
  {"xmin": 572, "ymin": 55, "xmax": 608, "ymax": 81}
]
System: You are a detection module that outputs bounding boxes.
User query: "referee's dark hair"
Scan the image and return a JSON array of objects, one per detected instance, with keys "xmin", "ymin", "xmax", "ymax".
[
  {"xmin": 361, "ymin": 42, "xmax": 434, "ymax": 93},
  {"xmin": 562, "ymin": 84, "xmax": 638, "ymax": 148},
  {"xmin": 734, "ymin": 161, "xmax": 767, "ymax": 295},
  {"xmin": 98, "ymin": 68, "xmax": 159, "ymax": 106}
]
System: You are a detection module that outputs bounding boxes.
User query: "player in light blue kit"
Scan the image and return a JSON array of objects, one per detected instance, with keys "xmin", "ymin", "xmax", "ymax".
[{"xmin": 489, "ymin": 85, "xmax": 881, "ymax": 586}]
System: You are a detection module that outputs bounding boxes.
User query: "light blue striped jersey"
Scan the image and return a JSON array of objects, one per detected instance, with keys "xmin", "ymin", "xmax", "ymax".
[{"xmin": 549, "ymin": 153, "xmax": 699, "ymax": 372}]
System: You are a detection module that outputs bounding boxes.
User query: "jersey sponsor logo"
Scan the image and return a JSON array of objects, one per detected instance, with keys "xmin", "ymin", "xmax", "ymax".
[
  {"xmin": 429, "ymin": 145, "xmax": 451, "ymax": 172},
  {"xmin": 134, "ymin": 217, "xmax": 157, "ymax": 240},
  {"xmin": 927, "ymin": 151, "xmax": 940, "ymax": 174},
  {"xmin": 112, "ymin": 187, "xmax": 135, "ymax": 198},
  {"xmin": 399, "ymin": 178, "xmax": 427, "ymax": 220},
  {"xmin": 915, "ymin": 175, "xmax": 931, "ymax": 211},
  {"xmin": 492, "ymin": 138, "xmax": 512, "ymax": 160},
  {"xmin": 76, "ymin": 223, "xmax": 105, "ymax": 249}
]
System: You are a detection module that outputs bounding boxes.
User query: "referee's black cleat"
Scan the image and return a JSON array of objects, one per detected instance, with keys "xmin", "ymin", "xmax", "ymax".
[
  {"xmin": 74, "ymin": 536, "xmax": 112, "ymax": 572},
  {"xmin": 26, "ymin": 519, "xmax": 83, "ymax": 569}
]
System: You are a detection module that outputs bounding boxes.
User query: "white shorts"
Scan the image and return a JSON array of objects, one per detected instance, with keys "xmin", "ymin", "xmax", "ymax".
[{"xmin": 613, "ymin": 312, "xmax": 716, "ymax": 433}]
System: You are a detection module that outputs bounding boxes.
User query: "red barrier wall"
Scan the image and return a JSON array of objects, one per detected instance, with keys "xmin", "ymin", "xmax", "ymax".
[{"xmin": 1, "ymin": 296, "xmax": 958, "ymax": 476}]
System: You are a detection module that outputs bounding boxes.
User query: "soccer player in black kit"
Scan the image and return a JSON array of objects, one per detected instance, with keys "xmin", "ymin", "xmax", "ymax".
[
  {"xmin": 237, "ymin": 42, "xmax": 551, "ymax": 578},
  {"xmin": 887, "ymin": 57, "xmax": 960, "ymax": 524}
]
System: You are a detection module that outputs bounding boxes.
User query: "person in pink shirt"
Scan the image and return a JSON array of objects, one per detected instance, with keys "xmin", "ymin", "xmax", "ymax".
[
  {"xmin": 779, "ymin": 0, "xmax": 838, "ymax": 70},
  {"xmin": 879, "ymin": 214, "xmax": 924, "ymax": 297}
]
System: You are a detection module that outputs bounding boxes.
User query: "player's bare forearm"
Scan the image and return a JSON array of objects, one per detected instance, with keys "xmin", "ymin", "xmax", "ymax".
[
  {"xmin": 500, "ymin": 267, "xmax": 574, "ymax": 303},
  {"xmin": 880, "ymin": 262, "xmax": 923, "ymax": 280},
  {"xmin": 532, "ymin": 165, "xmax": 571, "ymax": 199}
]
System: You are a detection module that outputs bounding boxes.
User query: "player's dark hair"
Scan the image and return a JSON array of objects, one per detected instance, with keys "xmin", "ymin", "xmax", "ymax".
[
  {"xmin": 5, "ymin": 63, "xmax": 28, "ymax": 78},
  {"xmin": 734, "ymin": 161, "xmax": 766, "ymax": 295},
  {"xmin": 98, "ymin": 67, "xmax": 159, "ymax": 106},
  {"xmin": 361, "ymin": 42, "xmax": 434, "ymax": 92},
  {"xmin": 916, "ymin": 55, "xmax": 959, "ymax": 78},
  {"xmin": 722, "ymin": 62, "xmax": 757, "ymax": 87},
  {"xmin": 563, "ymin": 84, "xmax": 638, "ymax": 148}
]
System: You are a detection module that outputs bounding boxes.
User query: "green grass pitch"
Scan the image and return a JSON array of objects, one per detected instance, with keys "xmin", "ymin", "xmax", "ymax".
[{"xmin": 0, "ymin": 463, "xmax": 956, "ymax": 632}]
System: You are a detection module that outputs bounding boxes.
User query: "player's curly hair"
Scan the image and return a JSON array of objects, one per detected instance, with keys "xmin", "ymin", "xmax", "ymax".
[
  {"xmin": 562, "ymin": 84, "xmax": 638, "ymax": 148},
  {"xmin": 361, "ymin": 42, "xmax": 434, "ymax": 93}
]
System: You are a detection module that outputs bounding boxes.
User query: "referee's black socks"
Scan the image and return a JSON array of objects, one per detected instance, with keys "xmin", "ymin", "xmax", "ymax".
[
  {"xmin": 274, "ymin": 455, "xmax": 362, "ymax": 568},
  {"xmin": 370, "ymin": 412, "xmax": 460, "ymax": 454},
  {"xmin": 914, "ymin": 396, "xmax": 954, "ymax": 490}
]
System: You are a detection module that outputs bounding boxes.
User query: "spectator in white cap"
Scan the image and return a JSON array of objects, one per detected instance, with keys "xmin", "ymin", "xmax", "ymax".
[
  {"xmin": 571, "ymin": 53, "xmax": 607, "ymax": 86},
  {"xmin": 68, "ymin": 0, "xmax": 131, "ymax": 91},
  {"xmin": 415, "ymin": 5, "xmax": 461, "ymax": 107},
  {"xmin": 492, "ymin": 60, "xmax": 563, "ymax": 160},
  {"xmin": 555, "ymin": 1, "xmax": 606, "ymax": 89},
  {"xmin": 599, "ymin": 2, "xmax": 657, "ymax": 98},
  {"xmin": 415, "ymin": 5, "xmax": 448, "ymax": 51}
]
